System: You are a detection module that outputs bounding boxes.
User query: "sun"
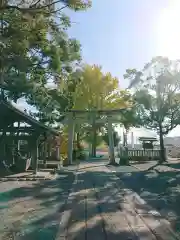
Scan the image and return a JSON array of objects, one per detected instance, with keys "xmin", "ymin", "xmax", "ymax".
[{"xmin": 156, "ymin": 1, "xmax": 180, "ymax": 59}]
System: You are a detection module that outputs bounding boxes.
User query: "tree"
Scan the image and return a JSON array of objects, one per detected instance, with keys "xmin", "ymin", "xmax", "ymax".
[
  {"xmin": 65, "ymin": 64, "xmax": 133, "ymax": 158},
  {"xmin": 102, "ymin": 130, "xmax": 120, "ymax": 147},
  {"xmin": 0, "ymin": 0, "xmax": 88, "ymax": 125},
  {"xmin": 124, "ymin": 57, "xmax": 180, "ymax": 162},
  {"xmin": 120, "ymin": 107, "xmax": 139, "ymax": 147},
  {"xmin": 71, "ymin": 64, "xmax": 132, "ymax": 110}
]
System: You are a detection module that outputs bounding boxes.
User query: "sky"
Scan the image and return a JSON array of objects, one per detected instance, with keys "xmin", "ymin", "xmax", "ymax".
[
  {"xmin": 17, "ymin": 0, "xmax": 180, "ymax": 138},
  {"xmin": 66, "ymin": 0, "xmax": 171, "ymax": 88},
  {"xmin": 65, "ymin": 0, "xmax": 180, "ymax": 138}
]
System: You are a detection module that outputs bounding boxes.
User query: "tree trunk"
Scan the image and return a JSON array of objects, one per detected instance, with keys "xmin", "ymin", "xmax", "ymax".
[
  {"xmin": 77, "ymin": 132, "xmax": 81, "ymax": 150},
  {"xmin": 122, "ymin": 128, "xmax": 129, "ymax": 165},
  {"xmin": 91, "ymin": 126, "xmax": 97, "ymax": 157},
  {"xmin": 0, "ymin": 128, "xmax": 7, "ymax": 160},
  {"xmin": 159, "ymin": 123, "xmax": 166, "ymax": 163},
  {"xmin": 123, "ymin": 129, "xmax": 128, "ymax": 147},
  {"xmin": 91, "ymin": 117, "xmax": 97, "ymax": 157}
]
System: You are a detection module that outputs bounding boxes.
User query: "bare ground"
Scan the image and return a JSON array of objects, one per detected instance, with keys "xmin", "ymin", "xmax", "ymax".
[
  {"xmin": 0, "ymin": 160, "xmax": 179, "ymax": 239},
  {"xmin": 0, "ymin": 170, "xmax": 75, "ymax": 239},
  {"xmin": 112, "ymin": 159, "xmax": 180, "ymax": 236}
]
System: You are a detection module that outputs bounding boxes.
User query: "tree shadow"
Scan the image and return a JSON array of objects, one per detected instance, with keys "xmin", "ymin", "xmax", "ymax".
[
  {"xmin": 0, "ymin": 170, "xmax": 75, "ymax": 239},
  {"xmin": 165, "ymin": 162, "xmax": 180, "ymax": 170},
  {"xmin": 0, "ymin": 166, "xmax": 175, "ymax": 239},
  {"xmin": 114, "ymin": 168, "xmax": 180, "ymax": 234}
]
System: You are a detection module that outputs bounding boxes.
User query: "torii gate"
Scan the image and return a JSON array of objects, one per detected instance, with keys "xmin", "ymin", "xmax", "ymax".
[{"xmin": 64, "ymin": 108, "xmax": 129, "ymax": 165}]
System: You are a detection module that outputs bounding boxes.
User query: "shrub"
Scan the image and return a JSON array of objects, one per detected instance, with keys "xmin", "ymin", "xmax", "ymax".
[{"xmin": 120, "ymin": 156, "xmax": 129, "ymax": 165}]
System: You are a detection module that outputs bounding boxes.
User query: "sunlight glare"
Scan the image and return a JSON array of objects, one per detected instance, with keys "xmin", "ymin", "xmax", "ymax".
[{"xmin": 156, "ymin": 1, "xmax": 180, "ymax": 59}]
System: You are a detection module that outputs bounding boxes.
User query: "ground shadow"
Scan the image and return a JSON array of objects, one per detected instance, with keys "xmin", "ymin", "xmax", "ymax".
[
  {"xmin": 0, "ymin": 170, "xmax": 75, "ymax": 239},
  {"xmin": 165, "ymin": 162, "xmax": 180, "ymax": 170},
  {"xmin": 114, "ymin": 167, "xmax": 180, "ymax": 234},
  {"xmin": 0, "ymin": 165, "xmax": 166, "ymax": 239}
]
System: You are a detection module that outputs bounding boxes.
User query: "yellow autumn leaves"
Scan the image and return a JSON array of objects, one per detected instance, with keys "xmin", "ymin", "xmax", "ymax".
[{"xmin": 71, "ymin": 64, "xmax": 133, "ymax": 111}]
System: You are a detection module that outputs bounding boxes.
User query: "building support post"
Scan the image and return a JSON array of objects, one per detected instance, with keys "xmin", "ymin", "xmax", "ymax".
[
  {"xmin": 43, "ymin": 142, "xmax": 47, "ymax": 168},
  {"xmin": 31, "ymin": 136, "xmax": 39, "ymax": 174}
]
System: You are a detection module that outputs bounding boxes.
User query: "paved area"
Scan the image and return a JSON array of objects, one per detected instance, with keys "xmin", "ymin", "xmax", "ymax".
[{"xmin": 0, "ymin": 161, "xmax": 178, "ymax": 239}]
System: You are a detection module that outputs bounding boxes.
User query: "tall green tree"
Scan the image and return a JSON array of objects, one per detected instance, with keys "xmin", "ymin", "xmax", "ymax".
[
  {"xmin": 124, "ymin": 57, "xmax": 180, "ymax": 162},
  {"xmin": 120, "ymin": 108, "xmax": 139, "ymax": 146},
  {"xmin": 102, "ymin": 130, "xmax": 120, "ymax": 147},
  {"xmin": 0, "ymin": 0, "xmax": 90, "ymax": 125}
]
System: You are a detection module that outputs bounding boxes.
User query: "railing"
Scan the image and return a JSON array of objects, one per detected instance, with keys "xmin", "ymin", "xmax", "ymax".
[
  {"xmin": 128, "ymin": 149, "xmax": 160, "ymax": 158},
  {"xmin": 118, "ymin": 148, "xmax": 161, "ymax": 161}
]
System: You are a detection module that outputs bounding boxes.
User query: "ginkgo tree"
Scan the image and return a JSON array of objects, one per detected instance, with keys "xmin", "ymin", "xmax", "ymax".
[
  {"xmin": 65, "ymin": 64, "xmax": 134, "ymax": 158},
  {"xmin": 71, "ymin": 64, "xmax": 132, "ymax": 110}
]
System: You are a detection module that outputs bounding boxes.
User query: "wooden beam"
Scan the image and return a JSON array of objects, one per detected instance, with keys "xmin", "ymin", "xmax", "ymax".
[
  {"xmin": 0, "ymin": 128, "xmax": 35, "ymax": 133},
  {"xmin": 0, "ymin": 135, "xmax": 32, "ymax": 140},
  {"xmin": 61, "ymin": 117, "xmax": 122, "ymax": 125},
  {"xmin": 67, "ymin": 108, "xmax": 128, "ymax": 114},
  {"xmin": 31, "ymin": 137, "xmax": 39, "ymax": 174}
]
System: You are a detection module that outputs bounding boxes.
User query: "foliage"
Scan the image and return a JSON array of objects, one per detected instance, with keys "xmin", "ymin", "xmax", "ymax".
[
  {"xmin": 119, "ymin": 156, "xmax": 129, "ymax": 165},
  {"xmin": 85, "ymin": 132, "xmax": 104, "ymax": 146},
  {"xmin": 120, "ymin": 107, "xmax": 140, "ymax": 130},
  {"xmin": 0, "ymin": 1, "xmax": 92, "ymax": 13},
  {"xmin": 102, "ymin": 131, "xmax": 120, "ymax": 147},
  {"xmin": 70, "ymin": 64, "xmax": 133, "ymax": 111},
  {"xmin": 73, "ymin": 145, "xmax": 86, "ymax": 160},
  {"xmin": 0, "ymin": 0, "xmax": 89, "ymax": 125},
  {"xmin": 125, "ymin": 56, "xmax": 180, "ymax": 161}
]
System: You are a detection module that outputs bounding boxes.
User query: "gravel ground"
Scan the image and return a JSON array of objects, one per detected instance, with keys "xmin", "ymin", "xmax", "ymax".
[
  {"xmin": 2, "ymin": 159, "xmax": 180, "ymax": 239},
  {"xmin": 0, "ymin": 171, "xmax": 75, "ymax": 240},
  {"xmin": 111, "ymin": 161, "xmax": 180, "ymax": 235}
]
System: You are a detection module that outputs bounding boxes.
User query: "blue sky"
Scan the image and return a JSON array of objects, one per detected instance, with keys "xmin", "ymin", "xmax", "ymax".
[{"xmin": 66, "ymin": 0, "xmax": 170, "ymax": 88}]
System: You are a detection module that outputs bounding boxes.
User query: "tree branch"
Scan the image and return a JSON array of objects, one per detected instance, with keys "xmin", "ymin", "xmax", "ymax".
[
  {"xmin": 50, "ymin": 4, "xmax": 68, "ymax": 14},
  {"xmin": 163, "ymin": 106, "xmax": 180, "ymax": 134},
  {"xmin": 0, "ymin": 0, "xmax": 67, "ymax": 13},
  {"xmin": 30, "ymin": 0, "xmax": 43, "ymax": 8}
]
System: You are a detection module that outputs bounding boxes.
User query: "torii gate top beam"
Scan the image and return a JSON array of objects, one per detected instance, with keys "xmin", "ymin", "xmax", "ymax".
[
  {"xmin": 61, "ymin": 108, "xmax": 131, "ymax": 124},
  {"xmin": 68, "ymin": 108, "xmax": 129, "ymax": 114}
]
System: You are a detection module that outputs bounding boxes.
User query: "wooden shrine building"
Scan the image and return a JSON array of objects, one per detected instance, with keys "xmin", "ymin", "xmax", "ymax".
[{"xmin": 0, "ymin": 99, "xmax": 59, "ymax": 174}]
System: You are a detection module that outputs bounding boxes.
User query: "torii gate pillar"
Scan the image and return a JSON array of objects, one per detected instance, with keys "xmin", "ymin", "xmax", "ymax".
[
  {"xmin": 67, "ymin": 112, "xmax": 75, "ymax": 165},
  {"xmin": 107, "ymin": 116, "xmax": 115, "ymax": 164}
]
